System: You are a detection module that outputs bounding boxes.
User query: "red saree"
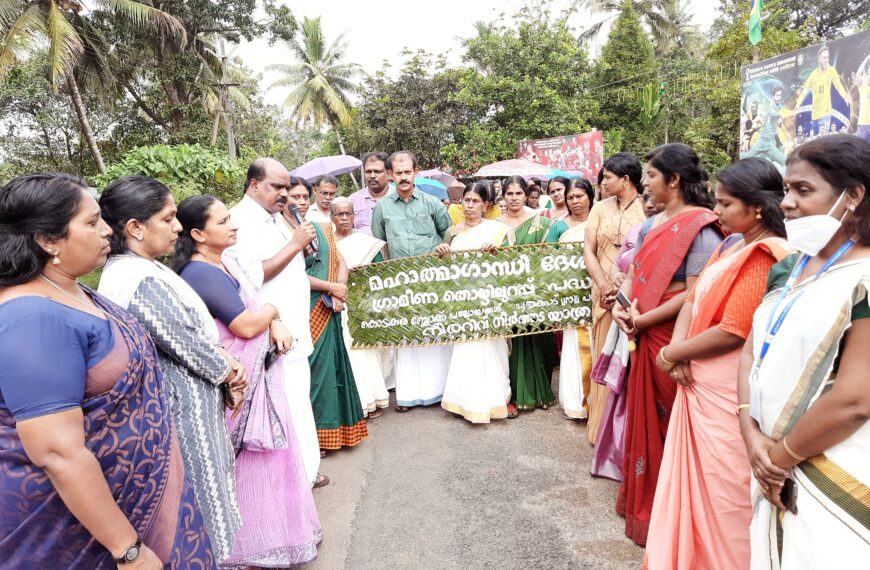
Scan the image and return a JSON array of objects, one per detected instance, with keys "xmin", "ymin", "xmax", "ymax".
[{"xmin": 615, "ymin": 209, "xmax": 721, "ymax": 546}]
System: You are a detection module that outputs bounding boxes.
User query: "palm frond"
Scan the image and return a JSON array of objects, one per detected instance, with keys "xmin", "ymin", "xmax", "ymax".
[
  {"xmin": 47, "ymin": 0, "xmax": 83, "ymax": 88},
  {"xmin": 0, "ymin": 4, "xmax": 44, "ymax": 75},
  {"xmin": 99, "ymin": 0, "xmax": 187, "ymax": 46},
  {"xmin": 0, "ymin": 0, "xmax": 23, "ymax": 30}
]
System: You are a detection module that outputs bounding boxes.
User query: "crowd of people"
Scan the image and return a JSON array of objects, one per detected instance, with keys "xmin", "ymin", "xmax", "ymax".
[{"xmin": 0, "ymin": 135, "xmax": 868, "ymax": 569}]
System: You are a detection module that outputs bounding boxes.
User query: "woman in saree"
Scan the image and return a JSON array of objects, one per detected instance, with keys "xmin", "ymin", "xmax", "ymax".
[
  {"xmin": 541, "ymin": 176, "xmax": 570, "ymax": 220},
  {"xmin": 499, "ymin": 175, "xmax": 557, "ymax": 411},
  {"xmin": 738, "ymin": 135, "xmax": 870, "ymax": 568},
  {"xmin": 591, "ymin": 188, "xmax": 663, "ymax": 481},
  {"xmin": 281, "ymin": 179, "xmax": 368, "ymax": 452},
  {"xmin": 331, "ymin": 197, "xmax": 389, "ymax": 418},
  {"xmin": 174, "ymin": 195, "xmax": 323, "ymax": 568},
  {"xmin": 583, "ymin": 153, "xmax": 647, "ymax": 445},
  {"xmin": 645, "ymin": 158, "xmax": 793, "ymax": 569},
  {"xmin": 612, "ymin": 143, "xmax": 723, "ymax": 546},
  {"xmin": 98, "ymin": 176, "xmax": 245, "ymax": 563},
  {"xmin": 0, "ymin": 173, "xmax": 213, "ymax": 568},
  {"xmin": 438, "ymin": 182, "xmax": 512, "ymax": 422},
  {"xmin": 547, "ymin": 178, "xmax": 596, "ymax": 420}
]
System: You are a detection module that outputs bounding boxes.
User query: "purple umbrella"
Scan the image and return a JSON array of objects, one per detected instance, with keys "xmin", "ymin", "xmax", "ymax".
[
  {"xmin": 290, "ymin": 155, "xmax": 363, "ymax": 181},
  {"xmin": 418, "ymin": 168, "xmax": 458, "ymax": 187}
]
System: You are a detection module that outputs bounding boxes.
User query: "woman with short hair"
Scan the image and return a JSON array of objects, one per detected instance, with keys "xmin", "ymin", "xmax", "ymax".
[
  {"xmin": 98, "ymin": 176, "xmax": 245, "ymax": 563},
  {"xmin": 0, "ymin": 173, "xmax": 214, "ymax": 568}
]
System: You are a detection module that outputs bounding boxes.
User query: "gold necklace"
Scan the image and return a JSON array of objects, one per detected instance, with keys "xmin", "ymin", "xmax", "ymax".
[
  {"xmin": 40, "ymin": 274, "xmax": 98, "ymax": 310},
  {"xmin": 40, "ymin": 274, "xmax": 133, "ymax": 335}
]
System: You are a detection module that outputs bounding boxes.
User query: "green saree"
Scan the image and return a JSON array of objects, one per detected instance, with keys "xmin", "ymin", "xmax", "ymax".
[
  {"xmin": 502, "ymin": 215, "xmax": 558, "ymax": 410},
  {"xmin": 306, "ymin": 222, "xmax": 368, "ymax": 449}
]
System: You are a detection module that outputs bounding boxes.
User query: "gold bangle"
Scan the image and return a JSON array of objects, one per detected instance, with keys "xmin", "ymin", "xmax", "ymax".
[
  {"xmin": 782, "ymin": 436, "xmax": 807, "ymax": 462},
  {"xmin": 659, "ymin": 346, "xmax": 676, "ymax": 366},
  {"xmin": 735, "ymin": 403, "xmax": 750, "ymax": 416}
]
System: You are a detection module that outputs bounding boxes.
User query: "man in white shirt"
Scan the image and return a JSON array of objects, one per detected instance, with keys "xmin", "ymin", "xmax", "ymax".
[
  {"xmin": 226, "ymin": 157, "xmax": 328, "ymax": 488},
  {"xmin": 305, "ymin": 175, "xmax": 337, "ymax": 223}
]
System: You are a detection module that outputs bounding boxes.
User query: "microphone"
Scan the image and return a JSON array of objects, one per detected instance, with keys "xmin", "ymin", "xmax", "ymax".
[{"xmin": 288, "ymin": 204, "xmax": 319, "ymax": 254}]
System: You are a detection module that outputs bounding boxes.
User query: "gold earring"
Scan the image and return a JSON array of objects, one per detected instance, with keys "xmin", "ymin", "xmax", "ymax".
[{"xmin": 50, "ymin": 250, "xmax": 61, "ymax": 265}]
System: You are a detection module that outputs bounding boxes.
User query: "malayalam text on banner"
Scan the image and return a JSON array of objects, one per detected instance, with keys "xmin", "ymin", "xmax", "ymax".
[{"xmin": 346, "ymin": 242, "xmax": 593, "ymax": 348}]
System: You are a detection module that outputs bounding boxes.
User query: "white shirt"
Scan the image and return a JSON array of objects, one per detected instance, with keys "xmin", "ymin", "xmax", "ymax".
[
  {"xmin": 305, "ymin": 206, "xmax": 331, "ymax": 224},
  {"xmin": 226, "ymin": 195, "xmax": 313, "ymax": 359}
]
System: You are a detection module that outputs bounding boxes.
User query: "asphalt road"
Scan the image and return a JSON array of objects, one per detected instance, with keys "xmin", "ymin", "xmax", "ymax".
[{"xmin": 308, "ymin": 369, "xmax": 644, "ymax": 570}]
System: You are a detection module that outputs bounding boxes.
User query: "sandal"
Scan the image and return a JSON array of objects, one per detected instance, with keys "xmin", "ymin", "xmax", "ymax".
[
  {"xmin": 394, "ymin": 405, "xmax": 410, "ymax": 413},
  {"xmin": 320, "ymin": 449, "xmax": 328, "ymax": 458},
  {"xmin": 368, "ymin": 408, "xmax": 384, "ymax": 419},
  {"xmin": 313, "ymin": 473, "xmax": 330, "ymax": 488},
  {"xmin": 507, "ymin": 404, "xmax": 519, "ymax": 419}
]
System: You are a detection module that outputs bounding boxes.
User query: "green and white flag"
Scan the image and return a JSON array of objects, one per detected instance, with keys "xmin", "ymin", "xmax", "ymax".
[{"xmin": 749, "ymin": 0, "xmax": 763, "ymax": 45}]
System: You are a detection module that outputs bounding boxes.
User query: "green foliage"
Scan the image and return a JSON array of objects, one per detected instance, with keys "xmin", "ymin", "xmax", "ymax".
[
  {"xmin": 334, "ymin": 51, "xmax": 475, "ymax": 169},
  {"xmin": 591, "ymin": 3, "xmax": 659, "ymax": 153},
  {"xmin": 444, "ymin": 14, "xmax": 598, "ymax": 174},
  {"xmin": 93, "ymin": 144, "xmax": 245, "ymax": 206},
  {"xmin": 661, "ymin": 1, "xmax": 814, "ymax": 175}
]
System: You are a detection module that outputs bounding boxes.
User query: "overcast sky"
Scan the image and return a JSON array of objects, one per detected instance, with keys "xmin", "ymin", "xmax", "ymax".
[{"xmin": 238, "ymin": 0, "xmax": 723, "ymax": 108}]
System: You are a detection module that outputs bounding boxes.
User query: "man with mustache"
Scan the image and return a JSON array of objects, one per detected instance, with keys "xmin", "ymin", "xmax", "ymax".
[
  {"xmin": 348, "ymin": 151, "xmax": 391, "ymax": 235},
  {"xmin": 305, "ymin": 175, "xmax": 338, "ymax": 224},
  {"xmin": 371, "ymin": 150, "xmax": 453, "ymax": 412},
  {"xmin": 226, "ymin": 158, "xmax": 329, "ymax": 488}
]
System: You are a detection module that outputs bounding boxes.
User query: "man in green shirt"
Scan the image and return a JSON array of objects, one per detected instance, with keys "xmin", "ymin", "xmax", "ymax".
[
  {"xmin": 371, "ymin": 150, "xmax": 454, "ymax": 412},
  {"xmin": 371, "ymin": 151, "xmax": 452, "ymax": 260}
]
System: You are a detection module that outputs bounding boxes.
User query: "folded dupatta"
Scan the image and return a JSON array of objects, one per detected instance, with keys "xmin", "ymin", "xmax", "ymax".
[{"xmin": 220, "ymin": 254, "xmax": 288, "ymax": 454}]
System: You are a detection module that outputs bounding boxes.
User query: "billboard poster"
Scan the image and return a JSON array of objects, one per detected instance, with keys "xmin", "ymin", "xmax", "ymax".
[
  {"xmin": 739, "ymin": 29, "xmax": 870, "ymax": 172},
  {"xmin": 516, "ymin": 130, "xmax": 604, "ymax": 180}
]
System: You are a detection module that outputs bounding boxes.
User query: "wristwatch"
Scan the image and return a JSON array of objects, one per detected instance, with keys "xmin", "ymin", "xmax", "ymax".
[{"xmin": 115, "ymin": 538, "xmax": 142, "ymax": 565}]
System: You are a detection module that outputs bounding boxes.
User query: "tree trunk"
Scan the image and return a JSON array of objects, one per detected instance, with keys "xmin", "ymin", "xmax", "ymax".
[
  {"xmin": 330, "ymin": 118, "xmax": 359, "ymax": 187},
  {"xmin": 65, "ymin": 70, "xmax": 106, "ymax": 174}
]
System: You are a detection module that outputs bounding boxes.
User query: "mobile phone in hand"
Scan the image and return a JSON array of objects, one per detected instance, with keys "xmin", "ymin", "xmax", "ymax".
[{"xmin": 616, "ymin": 290, "xmax": 632, "ymax": 309}]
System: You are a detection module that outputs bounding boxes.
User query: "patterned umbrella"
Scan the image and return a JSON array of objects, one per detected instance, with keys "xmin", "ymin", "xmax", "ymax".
[
  {"xmin": 290, "ymin": 155, "xmax": 362, "ymax": 181},
  {"xmin": 474, "ymin": 159, "xmax": 555, "ymax": 178}
]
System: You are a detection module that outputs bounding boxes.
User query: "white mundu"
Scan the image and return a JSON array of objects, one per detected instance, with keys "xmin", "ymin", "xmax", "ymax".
[
  {"xmin": 226, "ymin": 195, "xmax": 320, "ymax": 484},
  {"xmin": 336, "ymin": 231, "xmax": 390, "ymax": 413}
]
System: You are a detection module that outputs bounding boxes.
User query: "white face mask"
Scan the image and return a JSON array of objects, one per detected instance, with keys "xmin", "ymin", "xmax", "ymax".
[{"xmin": 784, "ymin": 191, "xmax": 849, "ymax": 256}]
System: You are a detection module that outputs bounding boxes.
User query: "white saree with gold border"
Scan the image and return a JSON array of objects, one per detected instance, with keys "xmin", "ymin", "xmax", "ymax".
[{"xmin": 749, "ymin": 258, "xmax": 870, "ymax": 569}]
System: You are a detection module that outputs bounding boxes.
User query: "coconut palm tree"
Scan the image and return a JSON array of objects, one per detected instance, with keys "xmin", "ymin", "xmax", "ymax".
[
  {"xmin": 0, "ymin": 0, "xmax": 184, "ymax": 174},
  {"xmin": 268, "ymin": 16, "xmax": 361, "ymax": 161},
  {"xmin": 579, "ymin": 0, "xmax": 701, "ymax": 57}
]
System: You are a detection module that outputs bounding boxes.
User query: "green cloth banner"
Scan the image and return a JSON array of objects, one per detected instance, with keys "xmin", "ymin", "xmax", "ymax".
[{"xmin": 347, "ymin": 242, "xmax": 592, "ymax": 348}]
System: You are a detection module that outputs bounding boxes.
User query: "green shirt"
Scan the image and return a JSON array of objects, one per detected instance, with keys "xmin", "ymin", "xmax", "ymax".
[{"xmin": 371, "ymin": 188, "xmax": 452, "ymax": 259}]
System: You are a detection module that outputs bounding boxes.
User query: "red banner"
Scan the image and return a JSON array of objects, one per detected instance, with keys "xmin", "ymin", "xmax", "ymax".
[{"xmin": 517, "ymin": 131, "xmax": 604, "ymax": 180}]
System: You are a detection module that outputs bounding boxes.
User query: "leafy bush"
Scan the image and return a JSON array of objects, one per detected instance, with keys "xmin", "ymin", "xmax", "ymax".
[{"xmin": 92, "ymin": 144, "xmax": 246, "ymax": 206}]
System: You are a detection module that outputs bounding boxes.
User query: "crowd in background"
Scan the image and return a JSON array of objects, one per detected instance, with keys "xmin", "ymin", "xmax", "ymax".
[{"xmin": 1, "ymin": 135, "xmax": 869, "ymax": 569}]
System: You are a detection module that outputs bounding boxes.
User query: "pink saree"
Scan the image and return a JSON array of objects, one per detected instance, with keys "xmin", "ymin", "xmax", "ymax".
[
  {"xmin": 218, "ymin": 256, "xmax": 322, "ymax": 569},
  {"xmin": 644, "ymin": 237, "xmax": 792, "ymax": 569}
]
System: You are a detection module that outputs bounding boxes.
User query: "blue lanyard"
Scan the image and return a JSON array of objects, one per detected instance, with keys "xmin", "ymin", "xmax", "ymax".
[{"xmin": 755, "ymin": 239, "xmax": 856, "ymax": 369}]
